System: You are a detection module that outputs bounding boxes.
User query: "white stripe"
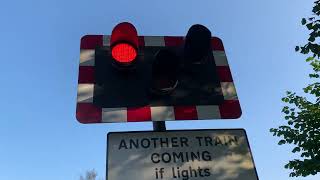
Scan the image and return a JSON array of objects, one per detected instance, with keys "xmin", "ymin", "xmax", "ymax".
[
  {"xmin": 221, "ymin": 82, "xmax": 238, "ymax": 100},
  {"xmin": 102, "ymin": 108, "xmax": 127, "ymax": 122},
  {"xmin": 151, "ymin": 106, "xmax": 175, "ymax": 121},
  {"xmin": 77, "ymin": 84, "xmax": 94, "ymax": 103},
  {"xmin": 80, "ymin": 49, "xmax": 95, "ymax": 66},
  {"xmin": 213, "ymin": 51, "xmax": 228, "ymax": 66},
  {"xmin": 196, "ymin": 105, "xmax": 221, "ymax": 119},
  {"xmin": 103, "ymin": 35, "xmax": 110, "ymax": 46},
  {"xmin": 144, "ymin": 36, "xmax": 165, "ymax": 46}
]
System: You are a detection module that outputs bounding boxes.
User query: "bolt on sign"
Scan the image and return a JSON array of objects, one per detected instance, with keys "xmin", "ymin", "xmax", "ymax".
[
  {"xmin": 107, "ymin": 129, "xmax": 258, "ymax": 180},
  {"xmin": 76, "ymin": 22, "xmax": 241, "ymax": 123}
]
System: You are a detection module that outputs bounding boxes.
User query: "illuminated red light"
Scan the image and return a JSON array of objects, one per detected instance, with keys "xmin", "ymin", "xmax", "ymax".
[
  {"xmin": 111, "ymin": 43, "xmax": 137, "ymax": 63},
  {"xmin": 110, "ymin": 22, "xmax": 139, "ymax": 66}
]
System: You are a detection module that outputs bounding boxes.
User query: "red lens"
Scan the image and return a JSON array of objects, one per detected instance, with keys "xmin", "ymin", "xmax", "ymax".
[{"xmin": 111, "ymin": 43, "xmax": 137, "ymax": 63}]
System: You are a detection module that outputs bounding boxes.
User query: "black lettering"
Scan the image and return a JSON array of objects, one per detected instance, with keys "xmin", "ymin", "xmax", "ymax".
[
  {"xmin": 160, "ymin": 138, "xmax": 169, "ymax": 148},
  {"xmin": 151, "ymin": 138, "xmax": 159, "ymax": 148},
  {"xmin": 141, "ymin": 138, "xmax": 151, "ymax": 148},
  {"xmin": 228, "ymin": 136, "xmax": 238, "ymax": 146},
  {"xmin": 215, "ymin": 137, "xmax": 223, "ymax": 145},
  {"xmin": 180, "ymin": 137, "xmax": 189, "ymax": 147},
  {"xmin": 202, "ymin": 151, "xmax": 212, "ymax": 161},
  {"xmin": 189, "ymin": 166, "xmax": 197, "ymax": 177},
  {"xmin": 159, "ymin": 168, "xmax": 164, "ymax": 179},
  {"xmin": 204, "ymin": 168, "xmax": 211, "ymax": 176},
  {"xmin": 162, "ymin": 152, "xmax": 171, "ymax": 163},
  {"xmin": 118, "ymin": 139, "xmax": 128, "ymax": 150},
  {"xmin": 155, "ymin": 168, "xmax": 159, "ymax": 179},
  {"xmin": 223, "ymin": 136, "xmax": 227, "ymax": 145},
  {"xmin": 171, "ymin": 137, "xmax": 178, "ymax": 147},
  {"xmin": 173, "ymin": 152, "xmax": 184, "ymax": 163},
  {"xmin": 181, "ymin": 169, "xmax": 189, "ymax": 180},
  {"xmin": 197, "ymin": 167, "xmax": 204, "ymax": 177},
  {"xmin": 196, "ymin": 136, "xmax": 203, "ymax": 146},
  {"xmin": 172, "ymin": 167, "xmax": 177, "ymax": 178},
  {"xmin": 204, "ymin": 136, "xmax": 213, "ymax": 146},
  {"xmin": 151, "ymin": 153, "xmax": 160, "ymax": 163},
  {"xmin": 129, "ymin": 139, "xmax": 139, "ymax": 149},
  {"xmin": 190, "ymin": 151, "xmax": 200, "ymax": 161},
  {"xmin": 185, "ymin": 151, "xmax": 189, "ymax": 162}
]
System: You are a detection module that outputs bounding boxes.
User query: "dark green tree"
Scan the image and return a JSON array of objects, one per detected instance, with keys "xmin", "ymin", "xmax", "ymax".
[{"xmin": 270, "ymin": 0, "xmax": 320, "ymax": 177}]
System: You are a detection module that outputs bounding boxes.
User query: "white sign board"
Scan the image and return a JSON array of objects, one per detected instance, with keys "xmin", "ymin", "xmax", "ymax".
[{"xmin": 107, "ymin": 129, "xmax": 258, "ymax": 180}]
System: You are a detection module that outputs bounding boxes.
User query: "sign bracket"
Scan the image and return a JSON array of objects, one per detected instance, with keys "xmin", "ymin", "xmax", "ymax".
[{"xmin": 153, "ymin": 121, "xmax": 166, "ymax": 131}]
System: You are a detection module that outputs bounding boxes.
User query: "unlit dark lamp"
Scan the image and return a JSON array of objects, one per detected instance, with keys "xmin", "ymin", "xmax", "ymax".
[
  {"xmin": 184, "ymin": 24, "xmax": 212, "ymax": 64},
  {"xmin": 151, "ymin": 49, "xmax": 180, "ymax": 95}
]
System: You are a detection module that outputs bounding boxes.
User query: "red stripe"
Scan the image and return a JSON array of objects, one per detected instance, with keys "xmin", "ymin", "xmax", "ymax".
[
  {"xmin": 219, "ymin": 100, "xmax": 242, "ymax": 119},
  {"xmin": 76, "ymin": 103, "xmax": 102, "ymax": 123},
  {"xmin": 138, "ymin": 36, "xmax": 145, "ymax": 47},
  {"xmin": 174, "ymin": 106, "xmax": 198, "ymax": 120},
  {"xmin": 127, "ymin": 106, "xmax": 151, "ymax": 122},
  {"xmin": 81, "ymin": 35, "xmax": 103, "ymax": 49},
  {"xmin": 164, "ymin": 36, "xmax": 184, "ymax": 46},
  {"xmin": 211, "ymin": 37, "xmax": 225, "ymax": 51},
  {"xmin": 78, "ymin": 66, "xmax": 95, "ymax": 83},
  {"xmin": 216, "ymin": 66, "xmax": 233, "ymax": 82}
]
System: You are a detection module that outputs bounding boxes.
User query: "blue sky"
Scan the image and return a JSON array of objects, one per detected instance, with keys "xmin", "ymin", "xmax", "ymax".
[{"xmin": 0, "ymin": 0, "xmax": 319, "ymax": 179}]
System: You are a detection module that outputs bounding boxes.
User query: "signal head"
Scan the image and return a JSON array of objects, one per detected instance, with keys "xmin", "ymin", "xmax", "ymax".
[
  {"xmin": 110, "ymin": 22, "xmax": 139, "ymax": 68},
  {"xmin": 184, "ymin": 24, "xmax": 212, "ymax": 64}
]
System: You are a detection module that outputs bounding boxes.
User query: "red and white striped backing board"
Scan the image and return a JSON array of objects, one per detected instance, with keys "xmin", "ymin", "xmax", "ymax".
[{"xmin": 76, "ymin": 35, "xmax": 241, "ymax": 123}]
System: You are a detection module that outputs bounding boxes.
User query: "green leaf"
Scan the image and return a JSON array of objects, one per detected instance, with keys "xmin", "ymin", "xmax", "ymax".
[
  {"xmin": 307, "ymin": 23, "xmax": 313, "ymax": 30},
  {"xmin": 278, "ymin": 140, "xmax": 286, "ymax": 145},
  {"xmin": 309, "ymin": 17, "xmax": 315, "ymax": 21},
  {"xmin": 302, "ymin": 18, "xmax": 307, "ymax": 25},
  {"xmin": 306, "ymin": 57, "xmax": 314, "ymax": 62},
  {"xmin": 309, "ymin": 74, "xmax": 320, "ymax": 78},
  {"xmin": 290, "ymin": 172, "xmax": 297, "ymax": 177},
  {"xmin": 283, "ymin": 98, "xmax": 289, "ymax": 103},
  {"xmin": 292, "ymin": 147, "xmax": 301, "ymax": 153},
  {"xmin": 284, "ymin": 164, "xmax": 289, "ymax": 169},
  {"xmin": 308, "ymin": 36, "xmax": 316, "ymax": 42}
]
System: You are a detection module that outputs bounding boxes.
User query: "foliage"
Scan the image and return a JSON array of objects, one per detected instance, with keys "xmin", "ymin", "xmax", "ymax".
[
  {"xmin": 270, "ymin": 0, "xmax": 320, "ymax": 177},
  {"xmin": 80, "ymin": 169, "xmax": 98, "ymax": 180}
]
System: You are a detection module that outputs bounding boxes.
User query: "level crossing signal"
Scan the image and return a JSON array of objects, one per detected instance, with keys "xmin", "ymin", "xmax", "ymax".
[{"xmin": 76, "ymin": 22, "xmax": 241, "ymax": 123}]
